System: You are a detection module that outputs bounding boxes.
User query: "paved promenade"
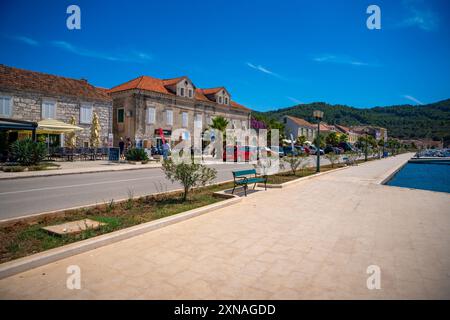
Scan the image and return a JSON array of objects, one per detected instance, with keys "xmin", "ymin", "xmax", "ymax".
[{"xmin": 1, "ymin": 153, "xmax": 449, "ymax": 299}]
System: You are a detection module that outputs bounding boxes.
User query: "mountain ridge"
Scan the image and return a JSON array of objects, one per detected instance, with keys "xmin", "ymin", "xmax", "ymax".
[{"xmin": 257, "ymin": 98, "xmax": 450, "ymax": 141}]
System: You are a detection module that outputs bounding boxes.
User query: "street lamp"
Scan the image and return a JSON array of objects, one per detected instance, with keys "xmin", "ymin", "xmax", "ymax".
[
  {"xmin": 313, "ymin": 110, "xmax": 324, "ymax": 173},
  {"xmin": 364, "ymin": 128, "xmax": 369, "ymax": 162}
]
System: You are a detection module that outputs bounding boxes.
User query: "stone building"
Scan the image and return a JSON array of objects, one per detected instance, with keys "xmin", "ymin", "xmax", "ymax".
[
  {"xmin": 283, "ymin": 115, "xmax": 316, "ymax": 142},
  {"xmin": 352, "ymin": 125, "xmax": 388, "ymax": 142},
  {"xmin": 0, "ymin": 64, "xmax": 112, "ymax": 147},
  {"xmin": 334, "ymin": 124, "xmax": 360, "ymax": 143},
  {"xmin": 108, "ymin": 75, "xmax": 251, "ymax": 148}
]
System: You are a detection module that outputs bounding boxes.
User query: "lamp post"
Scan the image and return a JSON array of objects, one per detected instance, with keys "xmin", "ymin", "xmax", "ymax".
[
  {"xmin": 364, "ymin": 128, "xmax": 369, "ymax": 162},
  {"xmin": 313, "ymin": 110, "xmax": 324, "ymax": 173}
]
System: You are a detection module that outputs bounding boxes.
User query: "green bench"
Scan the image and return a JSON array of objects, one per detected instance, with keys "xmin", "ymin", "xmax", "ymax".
[{"xmin": 232, "ymin": 169, "xmax": 267, "ymax": 196}]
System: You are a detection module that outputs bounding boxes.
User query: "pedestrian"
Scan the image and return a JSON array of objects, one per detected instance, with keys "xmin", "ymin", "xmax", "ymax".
[
  {"xmin": 125, "ymin": 137, "xmax": 132, "ymax": 152},
  {"xmin": 162, "ymin": 141, "xmax": 170, "ymax": 160},
  {"xmin": 119, "ymin": 137, "xmax": 125, "ymax": 160}
]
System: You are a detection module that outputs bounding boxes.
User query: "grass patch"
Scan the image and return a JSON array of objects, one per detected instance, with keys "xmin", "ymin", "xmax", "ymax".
[{"xmin": 0, "ymin": 181, "xmax": 234, "ymax": 264}]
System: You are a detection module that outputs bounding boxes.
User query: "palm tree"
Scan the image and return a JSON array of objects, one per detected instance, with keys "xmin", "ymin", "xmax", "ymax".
[
  {"xmin": 210, "ymin": 116, "xmax": 229, "ymax": 132},
  {"xmin": 296, "ymin": 135, "xmax": 307, "ymax": 146},
  {"xmin": 209, "ymin": 116, "xmax": 229, "ymax": 157}
]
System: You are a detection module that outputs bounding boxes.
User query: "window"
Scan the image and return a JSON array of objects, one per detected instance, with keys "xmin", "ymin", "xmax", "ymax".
[
  {"xmin": 0, "ymin": 96, "xmax": 12, "ymax": 117},
  {"xmin": 42, "ymin": 100, "xmax": 56, "ymax": 119},
  {"xmin": 180, "ymin": 88, "xmax": 185, "ymax": 97},
  {"xmin": 224, "ymin": 97, "xmax": 228, "ymax": 105},
  {"xmin": 117, "ymin": 109, "xmax": 124, "ymax": 123},
  {"xmin": 194, "ymin": 114, "xmax": 202, "ymax": 129},
  {"xmin": 166, "ymin": 110, "xmax": 173, "ymax": 125},
  {"xmin": 218, "ymin": 96, "xmax": 223, "ymax": 104},
  {"xmin": 80, "ymin": 104, "xmax": 93, "ymax": 124},
  {"xmin": 147, "ymin": 107, "xmax": 155, "ymax": 124},
  {"xmin": 241, "ymin": 120, "xmax": 247, "ymax": 130},
  {"xmin": 188, "ymin": 89, "xmax": 193, "ymax": 98},
  {"xmin": 182, "ymin": 112, "xmax": 188, "ymax": 127}
]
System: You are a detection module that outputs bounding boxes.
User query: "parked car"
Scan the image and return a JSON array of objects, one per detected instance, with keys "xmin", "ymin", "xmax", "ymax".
[
  {"xmin": 294, "ymin": 145, "xmax": 306, "ymax": 154},
  {"xmin": 256, "ymin": 146, "xmax": 275, "ymax": 159},
  {"xmin": 338, "ymin": 142, "xmax": 355, "ymax": 152},
  {"xmin": 223, "ymin": 145, "xmax": 253, "ymax": 162},
  {"xmin": 309, "ymin": 145, "xmax": 324, "ymax": 155},
  {"xmin": 324, "ymin": 145, "xmax": 335, "ymax": 154},
  {"xmin": 283, "ymin": 145, "xmax": 299, "ymax": 156}
]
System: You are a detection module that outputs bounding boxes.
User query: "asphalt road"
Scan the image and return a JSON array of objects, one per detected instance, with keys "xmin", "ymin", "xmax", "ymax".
[{"xmin": 0, "ymin": 156, "xmax": 338, "ymax": 220}]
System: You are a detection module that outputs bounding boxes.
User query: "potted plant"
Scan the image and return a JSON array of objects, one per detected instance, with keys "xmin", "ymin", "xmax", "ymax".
[{"xmin": 125, "ymin": 148, "xmax": 149, "ymax": 164}]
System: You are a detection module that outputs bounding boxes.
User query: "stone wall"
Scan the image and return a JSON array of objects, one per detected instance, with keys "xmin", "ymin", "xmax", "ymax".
[
  {"xmin": 111, "ymin": 90, "xmax": 251, "ymax": 147},
  {"xmin": 1, "ymin": 89, "xmax": 112, "ymax": 147}
]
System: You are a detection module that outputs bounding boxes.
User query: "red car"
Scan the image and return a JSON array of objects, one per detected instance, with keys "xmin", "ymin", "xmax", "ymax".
[{"xmin": 223, "ymin": 146, "xmax": 253, "ymax": 162}]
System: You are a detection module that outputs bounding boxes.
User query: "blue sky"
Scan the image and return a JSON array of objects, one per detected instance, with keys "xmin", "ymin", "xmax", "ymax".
[{"xmin": 0, "ymin": 0, "xmax": 449, "ymax": 111}]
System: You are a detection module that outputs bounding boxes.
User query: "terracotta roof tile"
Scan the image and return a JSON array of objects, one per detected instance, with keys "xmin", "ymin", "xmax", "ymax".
[
  {"xmin": 109, "ymin": 75, "xmax": 251, "ymax": 112},
  {"xmin": 231, "ymin": 101, "xmax": 250, "ymax": 111},
  {"xmin": 201, "ymin": 87, "xmax": 224, "ymax": 95},
  {"xmin": 286, "ymin": 116, "xmax": 315, "ymax": 128},
  {"xmin": 162, "ymin": 76, "xmax": 188, "ymax": 87},
  {"xmin": 0, "ymin": 64, "xmax": 111, "ymax": 102}
]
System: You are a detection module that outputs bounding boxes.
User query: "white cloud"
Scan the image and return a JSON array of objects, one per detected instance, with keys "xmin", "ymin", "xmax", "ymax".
[
  {"xmin": 399, "ymin": 0, "xmax": 438, "ymax": 31},
  {"xmin": 51, "ymin": 40, "xmax": 152, "ymax": 63},
  {"xmin": 403, "ymin": 95, "xmax": 424, "ymax": 105},
  {"xmin": 246, "ymin": 62, "xmax": 282, "ymax": 78},
  {"xmin": 286, "ymin": 96, "xmax": 303, "ymax": 104},
  {"xmin": 9, "ymin": 35, "xmax": 39, "ymax": 46},
  {"xmin": 313, "ymin": 54, "xmax": 373, "ymax": 67}
]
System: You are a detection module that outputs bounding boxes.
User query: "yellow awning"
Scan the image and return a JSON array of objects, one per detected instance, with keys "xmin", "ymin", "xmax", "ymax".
[{"xmin": 37, "ymin": 119, "xmax": 84, "ymax": 134}]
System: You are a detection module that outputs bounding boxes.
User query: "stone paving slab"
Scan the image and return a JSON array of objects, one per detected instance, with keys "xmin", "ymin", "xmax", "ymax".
[
  {"xmin": 42, "ymin": 219, "xmax": 106, "ymax": 235},
  {"xmin": 0, "ymin": 153, "xmax": 449, "ymax": 299}
]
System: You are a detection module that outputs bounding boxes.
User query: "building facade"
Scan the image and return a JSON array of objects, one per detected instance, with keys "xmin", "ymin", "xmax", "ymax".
[
  {"xmin": 283, "ymin": 116, "xmax": 316, "ymax": 142},
  {"xmin": 352, "ymin": 125, "xmax": 388, "ymax": 142},
  {"xmin": 108, "ymin": 75, "xmax": 251, "ymax": 148},
  {"xmin": 0, "ymin": 64, "xmax": 113, "ymax": 147},
  {"xmin": 335, "ymin": 124, "xmax": 360, "ymax": 143}
]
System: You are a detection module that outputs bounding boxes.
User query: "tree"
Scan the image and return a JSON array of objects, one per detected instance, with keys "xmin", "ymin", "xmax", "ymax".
[
  {"xmin": 339, "ymin": 134, "xmax": 348, "ymax": 143},
  {"xmin": 325, "ymin": 132, "xmax": 339, "ymax": 146},
  {"xmin": 161, "ymin": 159, "xmax": 217, "ymax": 201},
  {"xmin": 210, "ymin": 116, "xmax": 229, "ymax": 132},
  {"xmin": 325, "ymin": 152, "xmax": 340, "ymax": 168},
  {"xmin": 314, "ymin": 133, "xmax": 325, "ymax": 148},
  {"xmin": 284, "ymin": 154, "xmax": 308, "ymax": 176},
  {"xmin": 296, "ymin": 135, "xmax": 307, "ymax": 146}
]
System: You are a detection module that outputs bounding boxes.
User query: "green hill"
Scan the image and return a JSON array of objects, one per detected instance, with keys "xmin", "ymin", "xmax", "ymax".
[{"xmin": 258, "ymin": 99, "xmax": 450, "ymax": 142}]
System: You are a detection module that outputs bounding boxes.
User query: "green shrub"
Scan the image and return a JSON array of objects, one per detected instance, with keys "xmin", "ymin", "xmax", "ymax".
[
  {"xmin": 161, "ymin": 159, "xmax": 217, "ymax": 201},
  {"xmin": 1, "ymin": 166, "xmax": 25, "ymax": 172},
  {"xmin": 125, "ymin": 148, "xmax": 149, "ymax": 161},
  {"xmin": 10, "ymin": 138, "xmax": 47, "ymax": 166}
]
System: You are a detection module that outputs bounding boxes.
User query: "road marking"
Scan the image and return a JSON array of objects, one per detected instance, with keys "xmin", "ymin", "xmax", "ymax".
[
  {"xmin": 0, "ymin": 166, "xmax": 246, "ymax": 196},
  {"xmin": 0, "ymin": 176, "xmax": 158, "ymax": 196}
]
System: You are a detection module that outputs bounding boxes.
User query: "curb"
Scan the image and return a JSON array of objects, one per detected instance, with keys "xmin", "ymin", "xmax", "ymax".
[
  {"xmin": 0, "ymin": 178, "xmax": 237, "ymax": 225},
  {"xmin": 0, "ymin": 193, "xmax": 241, "ymax": 280},
  {"xmin": 258, "ymin": 165, "xmax": 351, "ymax": 189},
  {"xmin": 377, "ymin": 153, "xmax": 415, "ymax": 185},
  {"xmin": 0, "ymin": 164, "xmax": 163, "ymax": 180}
]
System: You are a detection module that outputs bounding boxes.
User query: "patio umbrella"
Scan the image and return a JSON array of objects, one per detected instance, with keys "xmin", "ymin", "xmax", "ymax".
[
  {"xmin": 90, "ymin": 112, "xmax": 101, "ymax": 148},
  {"xmin": 65, "ymin": 116, "xmax": 77, "ymax": 148},
  {"xmin": 37, "ymin": 119, "xmax": 83, "ymax": 153}
]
